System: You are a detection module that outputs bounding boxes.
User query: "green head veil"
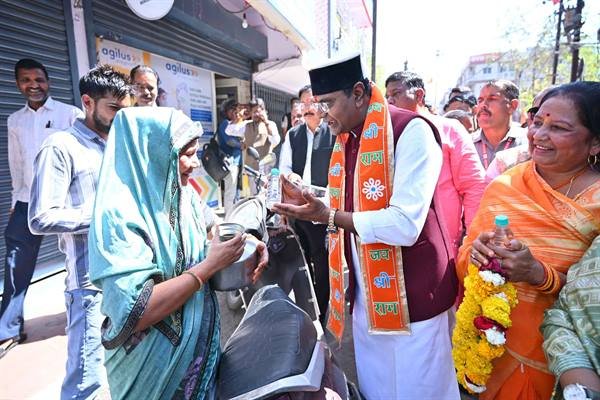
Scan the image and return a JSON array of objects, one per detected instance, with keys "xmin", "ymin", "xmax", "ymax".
[{"xmin": 89, "ymin": 106, "xmax": 206, "ymax": 345}]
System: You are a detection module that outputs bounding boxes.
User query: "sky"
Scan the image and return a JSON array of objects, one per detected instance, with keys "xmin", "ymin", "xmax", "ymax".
[{"xmin": 375, "ymin": 0, "xmax": 600, "ymax": 105}]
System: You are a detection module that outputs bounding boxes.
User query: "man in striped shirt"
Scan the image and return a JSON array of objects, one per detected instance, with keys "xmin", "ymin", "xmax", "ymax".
[{"xmin": 29, "ymin": 65, "xmax": 131, "ymax": 400}]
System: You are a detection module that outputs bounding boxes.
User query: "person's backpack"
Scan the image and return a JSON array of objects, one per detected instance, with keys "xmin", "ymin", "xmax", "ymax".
[{"xmin": 201, "ymin": 135, "xmax": 230, "ymax": 182}]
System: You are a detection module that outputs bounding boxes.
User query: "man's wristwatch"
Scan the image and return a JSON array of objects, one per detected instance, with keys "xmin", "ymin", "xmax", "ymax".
[
  {"xmin": 563, "ymin": 383, "xmax": 600, "ymax": 400},
  {"xmin": 327, "ymin": 208, "xmax": 338, "ymax": 234}
]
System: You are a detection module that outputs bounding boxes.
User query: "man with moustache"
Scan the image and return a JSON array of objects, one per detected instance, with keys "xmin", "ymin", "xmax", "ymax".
[
  {"xmin": 273, "ymin": 55, "xmax": 459, "ymax": 399},
  {"xmin": 473, "ymin": 79, "xmax": 527, "ymax": 169},
  {"xmin": 485, "ymin": 85, "xmax": 555, "ymax": 182},
  {"xmin": 29, "ymin": 64, "xmax": 131, "ymax": 399},
  {"xmin": 130, "ymin": 65, "xmax": 159, "ymax": 107},
  {"xmin": 278, "ymin": 84, "xmax": 335, "ymax": 323},
  {"xmin": 0, "ymin": 59, "xmax": 83, "ymax": 358}
]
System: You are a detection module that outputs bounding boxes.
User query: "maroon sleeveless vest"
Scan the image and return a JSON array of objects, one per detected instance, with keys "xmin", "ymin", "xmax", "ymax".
[{"xmin": 343, "ymin": 105, "xmax": 458, "ymax": 322}]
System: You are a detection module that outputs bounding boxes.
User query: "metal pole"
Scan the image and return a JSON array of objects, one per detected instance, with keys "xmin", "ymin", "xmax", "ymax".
[
  {"xmin": 371, "ymin": 0, "xmax": 377, "ymax": 81},
  {"xmin": 327, "ymin": 0, "xmax": 331, "ymax": 58},
  {"xmin": 551, "ymin": 0, "xmax": 563, "ymax": 84},
  {"xmin": 570, "ymin": 0, "xmax": 584, "ymax": 82}
]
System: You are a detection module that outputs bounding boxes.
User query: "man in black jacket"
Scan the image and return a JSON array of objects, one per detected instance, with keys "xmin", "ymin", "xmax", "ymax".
[{"xmin": 278, "ymin": 85, "xmax": 335, "ymax": 323}]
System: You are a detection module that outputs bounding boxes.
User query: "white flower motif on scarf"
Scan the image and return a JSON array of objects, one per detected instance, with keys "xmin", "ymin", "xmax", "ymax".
[{"xmin": 362, "ymin": 178, "xmax": 385, "ymax": 201}]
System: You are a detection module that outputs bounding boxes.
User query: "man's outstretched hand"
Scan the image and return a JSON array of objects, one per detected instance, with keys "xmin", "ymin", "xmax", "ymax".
[
  {"xmin": 280, "ymin": 173, "xmax": 306, "ymax": 206},
  {"xmin": 273, "ymin": 174, "xmax": 329, "ymax": 224}
]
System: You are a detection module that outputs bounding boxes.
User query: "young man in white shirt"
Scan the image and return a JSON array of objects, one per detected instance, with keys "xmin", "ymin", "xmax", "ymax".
[{"xmin": 0, "ymin": 59, "xmax": 82, "ymax": 358}]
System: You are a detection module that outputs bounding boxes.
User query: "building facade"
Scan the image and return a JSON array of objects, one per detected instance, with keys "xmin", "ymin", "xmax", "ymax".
[
  {"xmin": 0, "ymin": 0, "xmax": 372, "ymax": 286},
  {"xmin": 454, "ymin": 52, "xmax": 517, "ymax": 96}
]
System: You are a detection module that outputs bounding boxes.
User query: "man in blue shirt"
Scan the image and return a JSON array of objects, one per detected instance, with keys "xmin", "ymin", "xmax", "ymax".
[{"xmin": 217, "ymin": 99, "xmax": 243, "ymax": 213}]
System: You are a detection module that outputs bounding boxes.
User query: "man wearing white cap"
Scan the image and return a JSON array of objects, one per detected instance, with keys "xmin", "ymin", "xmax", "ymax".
[{"xmin": 273, "ymin": 55, "xmax": 459, "ymax": 399}]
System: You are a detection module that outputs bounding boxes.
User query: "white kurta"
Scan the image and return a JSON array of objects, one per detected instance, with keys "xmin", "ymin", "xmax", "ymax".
[{"xmin": 350, "ymin": 119, "xmax": 460, "ymax": 400}]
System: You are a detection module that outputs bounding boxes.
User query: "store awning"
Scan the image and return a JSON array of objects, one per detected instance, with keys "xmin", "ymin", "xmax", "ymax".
[{"xmin": 252, "ymin": 57, "xmax": 310, "ymax": 95}]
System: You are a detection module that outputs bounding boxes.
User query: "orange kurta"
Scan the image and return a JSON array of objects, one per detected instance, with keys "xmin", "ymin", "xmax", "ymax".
[{"xmin": 457, "ymin": 161, "xmax": 600, "ymax": 399}]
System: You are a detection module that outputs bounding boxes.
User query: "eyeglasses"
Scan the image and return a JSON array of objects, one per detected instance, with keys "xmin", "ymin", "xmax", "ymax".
[
  {"xmin": 310, "ymin": 102, "xmax": 329, "ymax": 114},
  {"xmin": 527, "ymin": 106, "xmax": 539, "ymax": 118}
]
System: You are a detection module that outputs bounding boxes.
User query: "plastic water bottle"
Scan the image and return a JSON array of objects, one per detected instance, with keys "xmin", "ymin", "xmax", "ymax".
[
  {"xmin": 492, "ymin": 215, "xmax": 514, "ymax": 248},
  {"xmin": 265, "ymin": 168, "xmax": 281, "ymax": 209}
]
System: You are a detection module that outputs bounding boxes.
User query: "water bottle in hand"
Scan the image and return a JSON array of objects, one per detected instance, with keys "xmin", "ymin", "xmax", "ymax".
[
  {"xmin": 265, "ymin": 168, "xmax": 281, "ymax": 209},
  {"xmin": 492, "ymin": 215, "xmax": 514, "ymax": 248}
]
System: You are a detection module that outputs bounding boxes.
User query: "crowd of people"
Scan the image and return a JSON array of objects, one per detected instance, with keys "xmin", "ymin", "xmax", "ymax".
[
  {"xmin": 273, "ymin": 57, "xmax": 600, "ymax": 399},
  {"xmin": 0, "ymin": 53, "xmax": 599, "ymax": 400}
]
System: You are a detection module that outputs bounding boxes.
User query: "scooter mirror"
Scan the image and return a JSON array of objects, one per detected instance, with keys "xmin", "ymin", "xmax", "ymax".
[{"xmin": 247, "ymin": 146, "xmax": 260, "ymax": 161}]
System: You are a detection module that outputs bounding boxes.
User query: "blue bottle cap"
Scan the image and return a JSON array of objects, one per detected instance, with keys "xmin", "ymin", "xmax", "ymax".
[
  {"xmin": 270, "ymin": 168, "xmax": 280, "ymax": 175},
  {"xmin": 495, "ymin": 215, "xmax": 509, "ymax": 227}
]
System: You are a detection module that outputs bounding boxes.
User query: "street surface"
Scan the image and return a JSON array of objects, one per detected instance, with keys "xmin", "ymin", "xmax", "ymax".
[{"xmin": 0, "ymin": 272, "xmax": 358, "ymax": 399}]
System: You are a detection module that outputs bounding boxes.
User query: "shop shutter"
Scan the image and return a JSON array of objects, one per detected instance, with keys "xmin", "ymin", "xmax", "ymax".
[{"xmin": 0, "ymin": 0, "xmax": 75, "ymax": 284}]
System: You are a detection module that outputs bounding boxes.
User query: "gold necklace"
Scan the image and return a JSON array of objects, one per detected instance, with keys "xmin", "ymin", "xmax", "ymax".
[{"xmin": 552, "ymin": 166, "xmax": 589, "ymax": 197}]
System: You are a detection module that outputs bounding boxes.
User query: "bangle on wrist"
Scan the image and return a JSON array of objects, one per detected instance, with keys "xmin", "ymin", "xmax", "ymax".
[
  {"xmin": 182, "ymin": 270, "xmax": 204, "ymax": 291},
  {"xmin": 536, "ymin": 262, "xmax": 561, "ymax": 294},
  {"xmin": 327, "ymin": 208, "xmax": 338, "ymax": 234},
  {"xmin": 536, "ymin": 262, "xmax": 552, "ymax": 291},
  {"xmin": 535, "ymin": 261, "xmax": 548, "ymax": 287}
]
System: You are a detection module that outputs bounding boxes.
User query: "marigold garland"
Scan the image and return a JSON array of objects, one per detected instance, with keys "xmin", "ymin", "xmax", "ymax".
[{"xmin": 452, "ymin": 262, "xmax": 518, "ymax": 393}]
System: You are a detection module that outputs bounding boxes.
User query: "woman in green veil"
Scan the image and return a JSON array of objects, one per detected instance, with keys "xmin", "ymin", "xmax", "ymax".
[{"xmin": 89, "ymin": 107, "xmax": 267, "ymax": 399}]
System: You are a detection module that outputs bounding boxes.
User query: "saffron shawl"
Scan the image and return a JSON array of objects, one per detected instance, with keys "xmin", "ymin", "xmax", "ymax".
[
  {"xmin": 327, "ymin": 85, "xmax": 410, "ymax": 341},
  {"xmin": 457, "ymin": 160, "xmax": 600, "ymax": 399},
  {"xmin": 89, "ymin": 108, "xmax": 220, "ymax": 400}
]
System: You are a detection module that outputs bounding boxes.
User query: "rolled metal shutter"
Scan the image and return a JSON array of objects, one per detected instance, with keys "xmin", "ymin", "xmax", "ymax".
[
  {"xmin": 91, "ymin": 0, "xmax": 253, "ymax": 80},
  {"xmin": 0, "ymin": 0, "xmax": 75, "ymax": 283}
]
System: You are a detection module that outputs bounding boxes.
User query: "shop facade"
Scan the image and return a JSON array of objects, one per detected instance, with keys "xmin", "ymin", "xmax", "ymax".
[{"xmin": 0, "ymin": 0, "xmax": 269, "ymax": 285}]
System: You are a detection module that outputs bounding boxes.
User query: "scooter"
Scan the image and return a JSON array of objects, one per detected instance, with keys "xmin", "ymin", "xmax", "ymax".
[
  {"xmin": 216, "ymin": 151, "xmax": 362, "ymax": 399},
  {"xmin": 223, "ymin": 151, "xmax": 319, "ymax": 321}
]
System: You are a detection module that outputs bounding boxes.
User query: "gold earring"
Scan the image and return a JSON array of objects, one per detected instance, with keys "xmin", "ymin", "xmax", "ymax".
[{"xmin": 588, "ymin": 154, "xmax": 599, "ymax": 166}]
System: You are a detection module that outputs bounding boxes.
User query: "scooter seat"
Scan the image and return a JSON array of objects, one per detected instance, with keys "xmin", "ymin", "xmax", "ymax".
[{"xmin": 218, "ymin": 285, "xmax": 321, "ymax": 399}]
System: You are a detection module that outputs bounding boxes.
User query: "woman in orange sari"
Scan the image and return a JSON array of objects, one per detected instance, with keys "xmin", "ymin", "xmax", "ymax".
[{"xmin": 458, "ymin": 81, "xmax": 600, "ymax": 399}]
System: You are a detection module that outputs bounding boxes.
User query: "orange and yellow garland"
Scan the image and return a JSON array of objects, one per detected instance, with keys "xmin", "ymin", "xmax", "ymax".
[{"xmin": 452, "ymin": 262, "xmax": 518, "ymax": 393}]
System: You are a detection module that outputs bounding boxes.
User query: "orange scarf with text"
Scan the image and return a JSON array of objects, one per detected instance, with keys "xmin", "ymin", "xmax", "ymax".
[{"xmin": 327, "ymin": 84, "xmax": 411, "ymax": 342}]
